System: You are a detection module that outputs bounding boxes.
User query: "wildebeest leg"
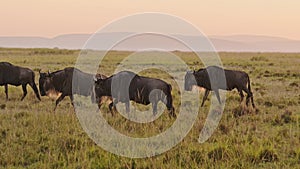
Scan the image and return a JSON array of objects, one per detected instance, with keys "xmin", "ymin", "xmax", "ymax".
[
  {"xmin": 214, "ymin": 89, "xmax": 221, "ymax": 105},
  {"xmin": 109, "ymin": 99, "xmax": 118, "ymax": 110},
  {"xmin": 163, "ymin": 95, "xmax": 176, "ymax": 118},
  {"xmin": 108, "ymin": 102, "xmax": 116, "ymax": 116},
  {"xmin": 108, "ymin": 102, "xmax": 114, "ymax": 111},
  {"xmin": 238, "ymin": 89, "xmax": 244, "ymax": 103},
  {"xmin": 169, "ymin": 107, "xmax": 176, "ymax": 118},
  {"xmin": 242, "ymin": 86, "xmax": 254, "ymax": 108},
  {"xmin": 109, "ymin": 100, "xmax": 117, "ymax": 116},
  {"xmin": 125, "ymin": 101, "xmax": 130, "ymax": 113},
  {"xmin": 251, "ymin": 95, "xmax": 255, "ymax": 108},
  {"xmin": 21, "ymin": 84, "xmax": 27, "ymax": 101},
  {"xmin": 54, "ymin": 94, "xmax": 66, "ymax": 111},
  {"xmin": 4, "ymin": 84, "xmax": 8, "ymax": 100},
  {"xmin": 152, "ymin": 101, "xmax": 158, "ymax": 116},
  {"xmin": 201, "ymin": 89, "xmax": 210, "ymax": 107},
  {"xmin": 29, "ymin": 82, "xmax": 41, "ymax": 101},
  {"xmin": 94, "ymin": 96, "xmax": 102, "ymax": 109},
  {"xmin": 97, "ymin": 96, "xmax": 106, "ymax": 109},
  {"xmin": 246, "ymin": 91, "xmax": 255, "ymax": 108},
  {"xmin": 69, "ymin": 95, "xmax": 74, "ymax": 107}
]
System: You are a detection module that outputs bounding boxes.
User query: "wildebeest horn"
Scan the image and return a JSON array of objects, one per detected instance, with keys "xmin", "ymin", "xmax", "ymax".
[
  {"xmin": 93, "ymin": 75, "xmax": 98, "ymax": 82},
  {"xmin": 48, "ymin": 70, "xmax": 51, "ymax": 75}
]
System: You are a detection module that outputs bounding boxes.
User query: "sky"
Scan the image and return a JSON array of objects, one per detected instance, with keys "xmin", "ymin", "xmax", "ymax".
[{"xmin": 1, "ymin": 0, "xmax": 300, "ymax": 40}]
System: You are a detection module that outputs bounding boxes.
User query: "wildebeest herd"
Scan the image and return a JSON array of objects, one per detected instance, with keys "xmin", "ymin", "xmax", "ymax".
[{"xmin": 0, "ymin": 62, "xmax": 256, "ymax": 117}]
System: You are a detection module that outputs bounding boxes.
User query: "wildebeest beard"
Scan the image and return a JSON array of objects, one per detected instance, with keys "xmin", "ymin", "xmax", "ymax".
[{"xmin": 46, "ymin": 89, "xmax": 62, "ymax": 100}]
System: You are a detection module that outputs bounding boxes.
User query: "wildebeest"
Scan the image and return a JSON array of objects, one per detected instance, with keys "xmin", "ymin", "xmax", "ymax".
[
  {"xmin": 39, "ymin": 67, "xmax": 110, "ymax": 110},
  {"xmin": 184, "ymin": 66, "xmax": 255, "ymax": 108},
  {"xmin": 0, "ymin": 62, "xmax": 41, "ymax": 101},
  {"xmin": 94, "ymin": 71, "xmax": 176, "ymax": 117}
]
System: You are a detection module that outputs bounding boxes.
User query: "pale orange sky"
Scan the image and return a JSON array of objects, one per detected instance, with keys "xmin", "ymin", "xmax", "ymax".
[{"xmin": 1, "ymin": 0, "xmax": 300, "ymax": 39}]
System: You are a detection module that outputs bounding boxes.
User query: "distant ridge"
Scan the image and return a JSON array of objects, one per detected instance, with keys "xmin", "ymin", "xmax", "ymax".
[{"xmin": 0, "ymin": 33, "xmax": 300, "ymax": 52}]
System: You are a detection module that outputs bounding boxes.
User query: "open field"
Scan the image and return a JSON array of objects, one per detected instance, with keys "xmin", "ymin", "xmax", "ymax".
[{"xmin": 0, "ymin": 48, "xmax": 299, "ymax": 168}]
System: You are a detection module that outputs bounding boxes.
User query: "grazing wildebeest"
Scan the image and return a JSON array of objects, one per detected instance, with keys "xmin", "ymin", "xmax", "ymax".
[
  {"xmin": 39, "ymin": 67, "xmax": 110, "ymax": 111},
  {"xmin": 94, "ymin": 71, "xmax": 176, "ymax": 117},
  {"xmin": 0, "ymin": 62, "xmax": 41, "ymax": 101},
  {"xmin": 184, "ymin": 66, "xmax": 255, "ymax": 108}
]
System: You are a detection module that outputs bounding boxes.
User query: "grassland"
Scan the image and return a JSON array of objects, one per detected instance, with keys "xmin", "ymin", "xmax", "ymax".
[{"xmin": 0, "ymin": 48, "xmax": 299, "ymax": 168}]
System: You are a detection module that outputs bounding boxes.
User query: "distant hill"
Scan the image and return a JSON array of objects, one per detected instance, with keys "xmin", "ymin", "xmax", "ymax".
[
  {"xmin": 209, "ymin": 35, "xmax": 300, "ymax": 52},
  {"xmin": 0, "ymin": 33, "xmax": 299, "ymax": 52},
  {"xmin": 0, "ymin": 34, "xmax": 90, "ymax": 49}
]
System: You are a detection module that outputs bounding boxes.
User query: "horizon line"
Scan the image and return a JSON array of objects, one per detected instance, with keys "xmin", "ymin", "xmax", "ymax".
[{"xmin": 0, "ymin": 33, "xmax": 299, "ymax": 41}]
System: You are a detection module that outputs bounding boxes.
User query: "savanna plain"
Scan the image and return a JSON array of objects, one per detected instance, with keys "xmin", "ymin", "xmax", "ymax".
[{"xmin": 0, "ymin": 48, "xmax": 299, "ymax": 168}]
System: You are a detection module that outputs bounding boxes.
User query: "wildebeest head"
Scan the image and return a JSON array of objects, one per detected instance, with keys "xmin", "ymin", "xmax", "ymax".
[
  {"xmin": 91, "ymin": 74, "xmax": 107, "ymax": 103},
  {"xmin": 184, "ymin": 71, "xmax": 197, "ymax": 91},
  {"xmin": 39, "ymin": 71, "xmax": 55, "ymax": 97},
  {"xmin": 94, "ymin": 78, "xmax": 106, "ymax": 103}
]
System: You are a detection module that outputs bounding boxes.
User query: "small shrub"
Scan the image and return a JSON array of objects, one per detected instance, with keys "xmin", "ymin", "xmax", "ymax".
[
  {"xmin": 264, "ymin": 101, "xmax": 273, "ymax": 107},
  {"xmin": 258, "ymin": 148, "xmax": 278, "ymax": 162},
  {"xmin": 232, "ymin": 105, "xmax": 255, "ymax": 117},
  {"xmin": 208, "ymin": 146, "xmax": 228, "ymax": 161},
  {"xmin": 232, "ymin": 106, "xmax": 246, "ymax": 117},
  {"xmin": 59, "ymin": 137, "xmax": 82, "ymax": 153},
  {"xmin": 281, "ymin": 110, "xmax": 293, "ymax": 123},
  {"xmin": 87, "ymin": 147, "xmax": 101, "ymax": 159},
  {"xmin": 272, "ymin": 115, "xmax": 283, "ymax": 126},
  {"xmin": 292, "ymin": 73, "xmax": 300, "ymax": 78},
  {"xmin": 219, "ymin": 124, "xmax": 229, "ymax": 134},
  {"xmin": 13, "ymin": 111, "xmax": 28, "ymax": 119},
  {"xmin": 268, "ymin": 63, "xmax": 274, "ymax": 66},
  {"xmin": 277, "ymin": 104, "xmax": 285, "ymax": 109},
  {"xmin": 247, "ymin": 154, "xmax": 258, "ymax": 164},
  {"xmin": 250, "ymin": 56, "xmax": 269, "ymax": 62},
  {"xmin": 38, "ymin": 145, "xmax": 49, "ymax": 154},
  {"xmin": 190, "ymin": 150, "xmax": 204, "ymax": 164},
  {"xmin": 277, "ymin": 129, "xmax": 289, "ymax": 138},
  {"xmin": 0, "ymin": 129, "xmax": 7, "ymax": 139},
  {"xmin": 0, "ymin": 104, "xmax": 6, "ymax": 109},
  {"xmin": 287, "ymin": 100, "xmax": 297, "ymax": 106}
]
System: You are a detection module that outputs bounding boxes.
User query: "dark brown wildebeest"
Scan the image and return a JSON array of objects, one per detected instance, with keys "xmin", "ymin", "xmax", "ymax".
[
  {"xmin": 184, "ymin": 66, "xmax": 255, "ymax": 108},
  {"xmin": 94, "ymin": 71, "xmax": 176, "ymax": 117},
  {"xmin": 39, "ymin": 67, "xmax": 110, "ymax": 111},
  {"xmin": 0, "ymin": 62, "xmax": 41, "ymax": 101}
]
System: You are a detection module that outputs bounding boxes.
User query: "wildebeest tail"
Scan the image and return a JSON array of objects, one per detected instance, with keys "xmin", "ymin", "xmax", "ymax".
[
  {"xmin": 247, "ymin": 74, "xmax": 256, "ymax": 108},
  {"xmin": 166, "ymin": 83, "xmax": 176, "ymax": 117},
  {"xmin": 247, "ymin": 75, "xmax": 252, "ymax": 95},
  {"xmin": 168, "ymin": 83, "xmax": 172, "ymax": 91}
]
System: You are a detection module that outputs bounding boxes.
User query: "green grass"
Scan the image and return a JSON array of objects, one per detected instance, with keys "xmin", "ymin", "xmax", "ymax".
[{"xmin": 0, "ymin": 48, "xmax": 299, "ymax": 168}]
